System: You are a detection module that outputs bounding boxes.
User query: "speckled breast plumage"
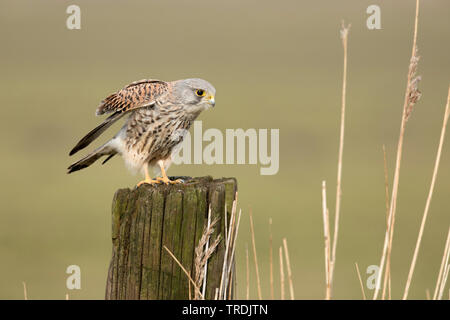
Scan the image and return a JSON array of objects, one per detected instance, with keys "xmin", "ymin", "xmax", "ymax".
[{"xmin": 124, "ymin": 104, "xmax": 191, "ymax": 166}]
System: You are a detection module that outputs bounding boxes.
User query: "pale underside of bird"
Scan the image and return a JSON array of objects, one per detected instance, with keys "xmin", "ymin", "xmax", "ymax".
[{"xmin": 68, "ymin": 78, "xmax": 216, "ymax": 186}]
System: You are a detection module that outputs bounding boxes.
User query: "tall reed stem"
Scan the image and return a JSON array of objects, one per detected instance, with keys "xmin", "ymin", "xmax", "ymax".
[
  {"xmin": 329, "ymin": 22, "xmax": 350, "ymax": 297},
  {"xmin": 373, "ymin": 0, "xmax": 421, "ymax": 300},
  {"xmin": 403, "ymin": 86, "xmax": 450, "ymax": 299}
]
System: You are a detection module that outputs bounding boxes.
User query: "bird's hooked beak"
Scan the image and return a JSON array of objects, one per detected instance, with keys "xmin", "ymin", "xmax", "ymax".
[{"xmin": 207, "ymin": 95, "xmax": 215, "ymax": 107}]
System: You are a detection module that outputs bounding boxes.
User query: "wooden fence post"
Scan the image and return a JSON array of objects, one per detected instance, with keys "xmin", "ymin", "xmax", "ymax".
[{"xmin": 105, "ymin": 176, "xmax": 237, "ymax": 300}]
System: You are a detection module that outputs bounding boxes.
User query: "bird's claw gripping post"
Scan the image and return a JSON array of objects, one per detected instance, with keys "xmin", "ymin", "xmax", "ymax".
[
  {"xmin": 137, "ymin": 178, "xmax": 160, "ymax": 187},
  {"xmin": 156, "ymin": 177, "xmax": 184, "ymax": 185},
  {"xmin": 156, "ymin": 160, "xmax": 184, "ymax": 185},
  {"xmin": 137, "ymin": 165, "xmax": 160, "ymax": 187}
]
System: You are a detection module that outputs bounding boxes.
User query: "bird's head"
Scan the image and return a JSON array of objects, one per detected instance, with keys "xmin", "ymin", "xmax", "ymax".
[{"xmin": 172, "ymin": 78, "xmax": 216, "ymax": 116}]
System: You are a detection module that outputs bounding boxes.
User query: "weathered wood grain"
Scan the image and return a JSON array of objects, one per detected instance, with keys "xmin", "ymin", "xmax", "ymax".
[{"xmin": 105, "ymin": 176, "xmax": 237, "ymax": 300}]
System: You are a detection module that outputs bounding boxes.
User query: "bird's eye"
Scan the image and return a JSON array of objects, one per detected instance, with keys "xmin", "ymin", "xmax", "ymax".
[{"xmin": 195, "ymin": 89, "xmax": 206, "ymax": 97}]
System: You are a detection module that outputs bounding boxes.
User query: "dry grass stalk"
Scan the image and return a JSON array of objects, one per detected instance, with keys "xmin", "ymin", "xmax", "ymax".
[
  {"xmin": 202, "ymin": 206, "xmax": 212, "ymax": 296},
  {"xmin": 321, "ymin": 181, "xmax": 332, "ymax": 299},
  {"xmin": 209, "ymin": 194, "xmax": 241, "ymax": 300},
  {"xmin": 405, "ymin": 52, "xmax": 422, "ymax": 121},
  {"xmin": 227, "ymin": 204, "xmax": 240, "ymax": 278},
  {"xmin": 403, "ymin": 86, "xmax": 450, "ymax": 299},
  {"xmin": 269, "ymin": 218, "xmax": 274, "ymax": 300},
  {"xmin": 197, "ymin": 235, "xmax": 222, "ymax": 298},
  {"xmin": 225, "ymin": 208, "xmax": 241, "ymax": 299},
  {"xmin": 164, "ymin": 245, "xmax": 204, "ymax": 300},
  {"xmin": 227, "ymin": 264, "xmax": 235, "ymax": 299},
  {"xmin": 282, "ymin": 238, "xmax": 295, "ymax": 300},
  {"xmin": 439, "ymin": 261, "xmax": 450, "ymax": 300},
  {"xmin": 433, "ymin": 227, "xmax": 450, "ymax": 299},
  {"xmin": 381, "ymin": 145, "xmax": 392, "ymax": 300},
  {"xmin": 433, "ymin": 227, "xmax": 450, "ymax": 300},
  {"xmin": 437, "ymin": 234, "xmax": 450, "ymax": 300},
  {"xmin": 193, "ymin": 211, "xmax": 221, "ymax": 300},
  {"xmin": 383, "ymin": 145, "xmax": 390, "ymax": 225},
  {"xmin": 426, "ymin": 289, "xmax": 430, "ymax": 300},
  {"xmin": 22, "ymin": 281, "xmax": 27, "ymax": 300},
  {"xmin": 246, "ymin": 243, "xmax": 250, "ymax": 300},
  {"xmin": 329, "ymin": 22, "xmax": 351, "ymax": 298},
  {"xmin": 439, "ymin": 266, "xmax": 450, "ymax": 300},
  {"xmin": 354, "ymin": 262, "xmax": 366, "ymax": 300},
  {"xmin": 224, "ymin": 203, "xmax": 228, "ymax": 244},
  {"xmin": 219, "ymin": 200, "xmax": 236, "ymax": 299},
  {"xmin": 201, "ymin": 207, "xmax": 212, "ymax": 297},
  {"xmin": 249, "ymin": 208, "xmax": 262, "ymax": 299},
  {"xmin": 373, "ymin": 0, "xmax": 421, "ymax": 300},
  {"xmin": 188, "ymin": 273, "xmax": 192, "ymax": 300},
  {"xmin": 279, "ymin": 246, "xmax": 285, "ymax": 300}
]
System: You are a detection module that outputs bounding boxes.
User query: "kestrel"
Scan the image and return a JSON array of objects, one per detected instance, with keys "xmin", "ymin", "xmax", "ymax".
[{"xmin": 68, "ymin": 78, "xmax": 216, "ymax": 186}]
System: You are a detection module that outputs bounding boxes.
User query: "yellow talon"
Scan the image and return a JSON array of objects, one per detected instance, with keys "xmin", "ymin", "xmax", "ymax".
[
  {"xmin": 137, "ymin": 165, "xmax": 160, "ymax": 187},
  {"xmin": 137, "ymin": 178, "xmax": 159, "ymax": 187},
  {"xmin": 156, "ymin": 159, "xmax": 183, "ymax": 185},
  {"xmin": 156, "ymin": 177, "xmax": 183, "ymax": 185}
]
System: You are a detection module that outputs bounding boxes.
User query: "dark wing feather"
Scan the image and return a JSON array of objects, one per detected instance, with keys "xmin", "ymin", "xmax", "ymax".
[
  {"xmin": 101, "ymin": 152, "xmax": 117, "ymax": 165},
  {"xmin": 69, "ymin": 79, "xmax": 169, "ymax": 156},
  {"xmin": 69, "ymin": 111, "xmax": 123, "ymax": 156},
  {"xmin": 68, "ymin": 144, "xmax": 115, "ymax": 173}
]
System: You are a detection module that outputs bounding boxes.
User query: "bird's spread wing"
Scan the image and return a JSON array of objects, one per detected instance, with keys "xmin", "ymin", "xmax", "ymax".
[
  {"xmin": 96, "ymin": 79, "xmax": 169, "ymax": 115},
  {"xmin": 69, "ymin": 79, "xmax": 169, "ymax": 156}
]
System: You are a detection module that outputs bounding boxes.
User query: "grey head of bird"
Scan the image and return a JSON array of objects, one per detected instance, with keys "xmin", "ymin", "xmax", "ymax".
[{"xmin": 170, "ymin": 78, "xmax": 216, "ymax": 115}]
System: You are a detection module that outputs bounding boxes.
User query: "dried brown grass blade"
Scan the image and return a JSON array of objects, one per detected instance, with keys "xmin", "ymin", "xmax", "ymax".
[
  {"xmin": 219, "ymin": 201, "xmax": 236, "ymax": 299},
  {"xmin": 322, "ymin": 181, "xmax": 332, "ymax": 299},
  {"xmin": 225, "ymin": 207, "xmax": 241, "ymax": 299},
  {"xmin": 164, "ymin": 245, "xmax": 204, "ymax": 300},
  {"xmin": 22, "ymin": 281, "xmax": 27, "ymax": 300},
  {"xmin": 269, "ymin": 218, "xmax": 274, "ymax": 300},
  {"xmin": 373, "ymin": 0, "xmax": 421, "ymax": 300},
  {"xmin": 246, "ymin": 243, "xmax": 250, "ymax": 300},
  {"xmin": 355, "ymin": 262, "xmax": 366, "ymax": 300},
  {"xmin": 403, "ymin": 86, "xmax": 450, "ymax": 299},
  {"xmin": 381, "ymin": 145, "xmax": 392, "ymax": 300},
  {"xmin": 329, "ymin": 21, "xmax": 351, "ymax": 298},
  {"xmin": 193, "ymin": 211, "xmax": 221, "ymax": 300},
  {"xmin": 434, "ymin": 227, "xmax": 450, "ymax": 300},
  {"xmin": 249, "ymin": 208, "xmax": 262, "ymax": 299},
  {"xmin": 283, "ymin": 238, "xmax": 295, "ymax": 300},
  {"xmin": 279, "ymin": 246, "xmax": 285, "ymax": 300}
]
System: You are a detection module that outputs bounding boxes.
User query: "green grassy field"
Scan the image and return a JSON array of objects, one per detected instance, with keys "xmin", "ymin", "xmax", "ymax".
[{"xmin": 0, "ymin": 0, "xmax": 449, "ymax": 299}]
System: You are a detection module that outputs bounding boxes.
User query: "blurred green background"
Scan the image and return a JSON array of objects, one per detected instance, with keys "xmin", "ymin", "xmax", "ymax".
[{"xmin": 0, "ymin": 0, "xmax": 449, "ymax": 300}]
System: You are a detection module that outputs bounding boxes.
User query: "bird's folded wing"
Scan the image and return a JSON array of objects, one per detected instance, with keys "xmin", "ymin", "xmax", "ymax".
[{"xmin": 96, "ymin": 79, "xmax": 169, "ymax": 115}]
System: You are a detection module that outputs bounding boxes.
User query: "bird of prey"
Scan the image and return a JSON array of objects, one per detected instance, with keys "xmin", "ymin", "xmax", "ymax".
[{"xmin": 68, "ymin": 78, "xmax": 216, "ymax": 186}]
